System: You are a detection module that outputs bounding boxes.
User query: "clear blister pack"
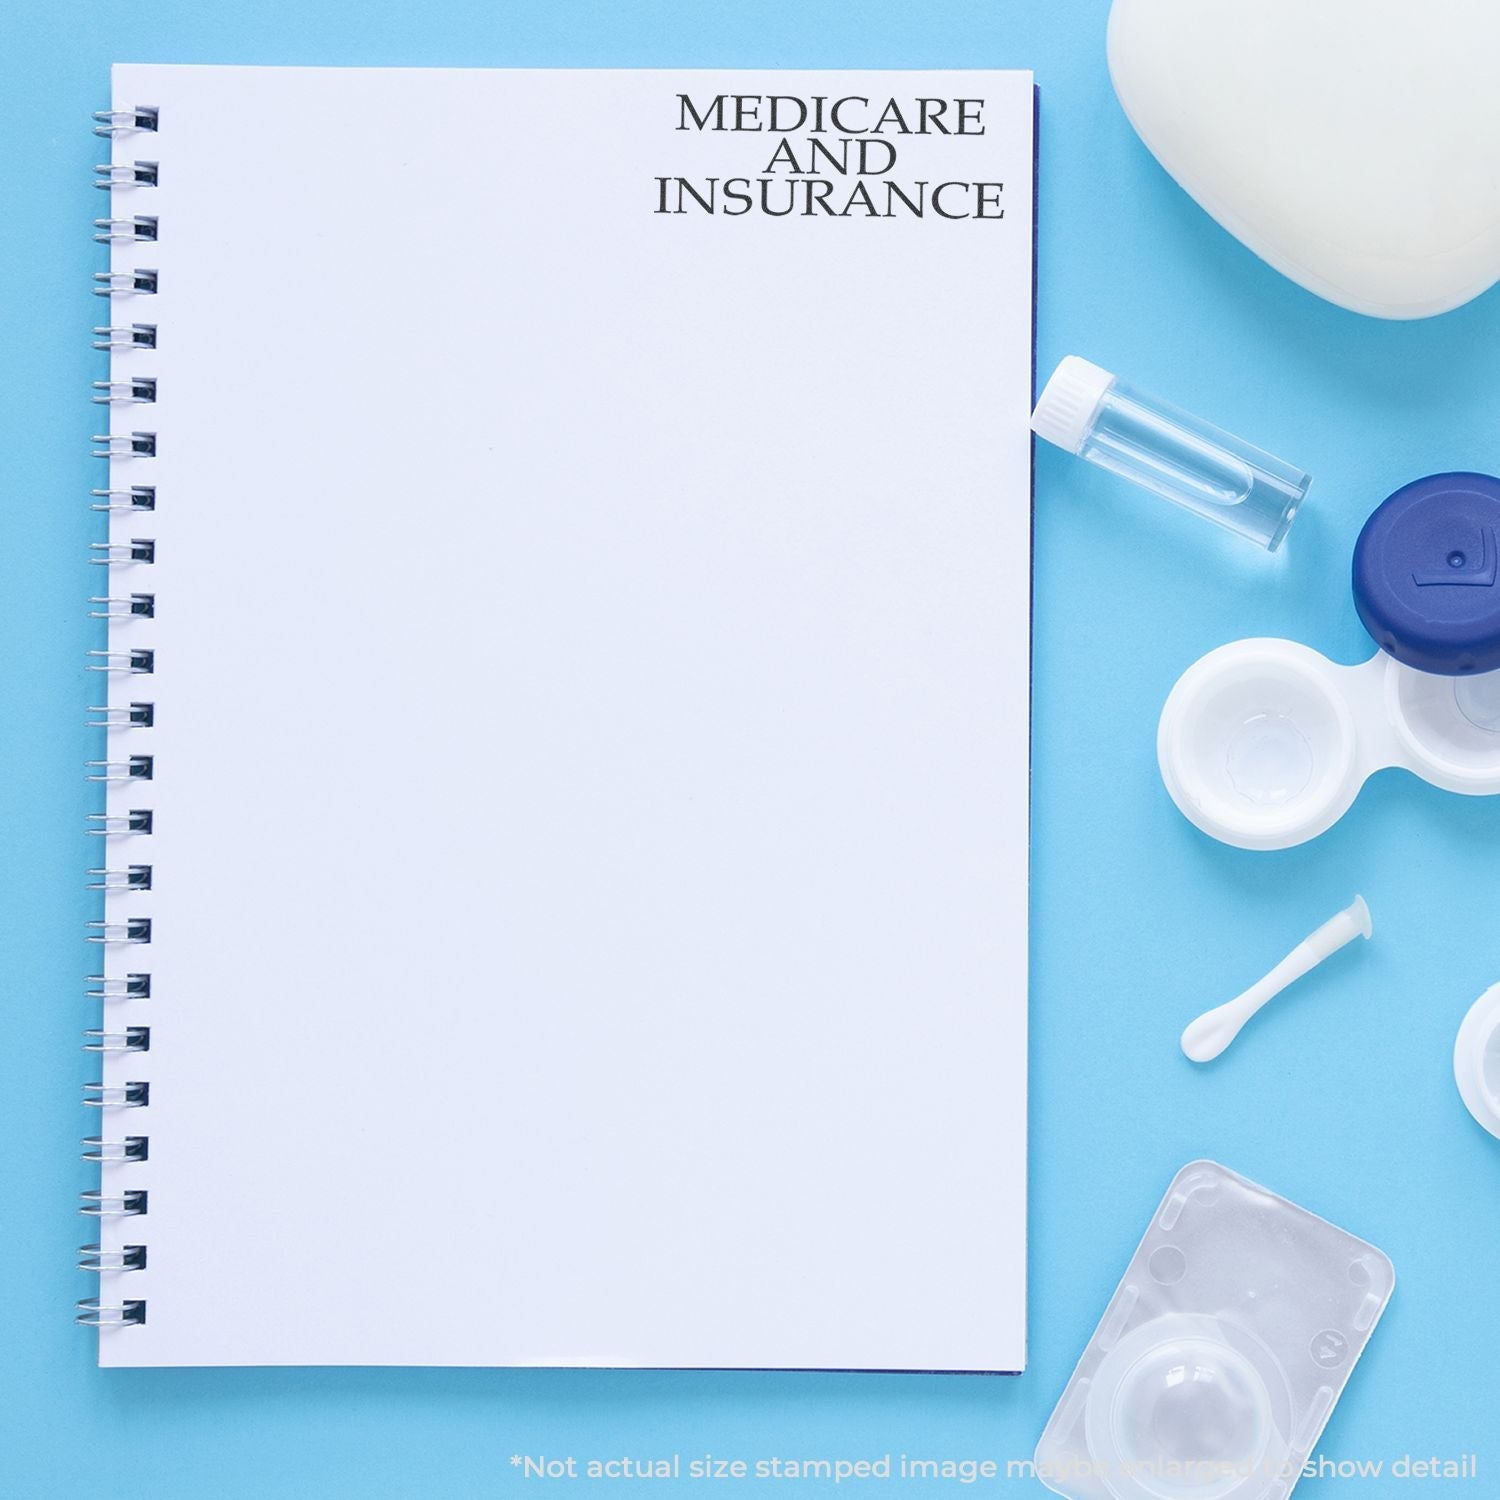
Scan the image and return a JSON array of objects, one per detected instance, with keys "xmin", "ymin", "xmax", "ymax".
[{"xmin": 1036, "ymin": 1162, "xmax": 1394, "ymax": 1500}]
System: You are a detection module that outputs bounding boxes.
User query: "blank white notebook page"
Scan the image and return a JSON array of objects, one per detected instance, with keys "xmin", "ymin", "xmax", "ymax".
[{"xmin": 97, "ymin": 64, "xmax": 1035, "ymax": 1369}]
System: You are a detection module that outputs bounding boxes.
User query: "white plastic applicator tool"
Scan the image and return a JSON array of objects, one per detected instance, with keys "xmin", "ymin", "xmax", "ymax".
[{"xmin": 1180, "ymin": 896, "xmax": 1372, "ymax": 1063}]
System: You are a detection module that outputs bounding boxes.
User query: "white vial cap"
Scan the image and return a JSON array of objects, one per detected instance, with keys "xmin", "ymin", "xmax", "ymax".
[
  {"xmin": 1455, "ymin": 983, "xmax": 1500, "ymax": 1139},
  {"xmin": 1031, "ymin": 356, "xmax": 1116, "ymax": 454}
]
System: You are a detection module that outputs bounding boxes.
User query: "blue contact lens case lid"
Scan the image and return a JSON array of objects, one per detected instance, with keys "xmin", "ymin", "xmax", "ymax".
[{"xmin": 1353, "ymin": 472, "xmax": 1500, "ymax": 676}]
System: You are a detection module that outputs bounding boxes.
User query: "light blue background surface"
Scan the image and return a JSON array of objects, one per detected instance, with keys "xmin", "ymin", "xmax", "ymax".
[{"xmin": 5, "ymin": 1, "xmax": 1499, "ymax": 1494}]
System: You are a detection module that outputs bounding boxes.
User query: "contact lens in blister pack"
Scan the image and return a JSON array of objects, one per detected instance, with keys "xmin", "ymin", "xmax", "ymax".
[{"xmin": 1035, "ymin": 1161, "xmax": 1394, "ymax": 1500}]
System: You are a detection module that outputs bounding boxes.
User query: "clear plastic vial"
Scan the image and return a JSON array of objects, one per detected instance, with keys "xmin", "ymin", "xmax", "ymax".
[{"xmin": 1032, "ymin": 357, "xmax": 1309, "ymax": 551}]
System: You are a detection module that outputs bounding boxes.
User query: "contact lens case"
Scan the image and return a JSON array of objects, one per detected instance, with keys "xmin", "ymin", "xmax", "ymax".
[
  {"xmin": 1159, "ymin": 474, "xmax": 1500, "ymax": 850},
  {"xmin": 1035, "ymin": 1161, "xmax": 1394, "ymax": 1500}
]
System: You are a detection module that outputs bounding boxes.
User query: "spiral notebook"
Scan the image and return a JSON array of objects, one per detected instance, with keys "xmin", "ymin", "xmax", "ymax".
[{"xmin": 85, "ymin": 63, "xmax": 1037, "ymax": 1370}]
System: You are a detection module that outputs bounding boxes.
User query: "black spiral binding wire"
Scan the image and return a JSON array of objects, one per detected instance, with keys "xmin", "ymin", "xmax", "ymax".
[{"xmin": 80, "ymin": 101, "xmax": 159, "ymax": 1332}]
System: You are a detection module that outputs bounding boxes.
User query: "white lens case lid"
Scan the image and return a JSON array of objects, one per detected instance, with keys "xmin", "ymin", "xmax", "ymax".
[
  {"xmin": 1159, "ymin": 639, "xmax": 1500, "ymax": 850},
  {"xmin": 1036, "ymin": 1162, "xmax": 1394, "ymax": 1500},
  {"xmin": 1455, "ymin": 983, "xmax": 1500, "ymax": 1140}
]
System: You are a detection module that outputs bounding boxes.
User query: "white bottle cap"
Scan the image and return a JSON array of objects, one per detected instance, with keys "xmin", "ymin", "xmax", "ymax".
[
  {"xmin": 1031, "ymin": 356, "xmax": 1117, "ymax": 454},
  {"xmin": 1454, "ymin": 983, "xmax": 1500, "ymax": 1140}
]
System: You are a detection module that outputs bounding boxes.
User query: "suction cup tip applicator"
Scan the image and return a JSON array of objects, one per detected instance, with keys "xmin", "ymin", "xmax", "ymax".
[{"xmin": 1181, "ymin": 896, "xmax": 1372, "ymax": 1063}]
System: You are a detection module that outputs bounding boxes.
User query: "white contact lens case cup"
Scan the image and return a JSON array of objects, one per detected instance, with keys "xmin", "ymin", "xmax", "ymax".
[
  {"xmin": 1035, "ymin": 1162, "xmax": 1394, "ymax": 1500},
  {"xmin": 1455, "ymin": 983, "xmax": 1500, "ymax": 1140}
]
